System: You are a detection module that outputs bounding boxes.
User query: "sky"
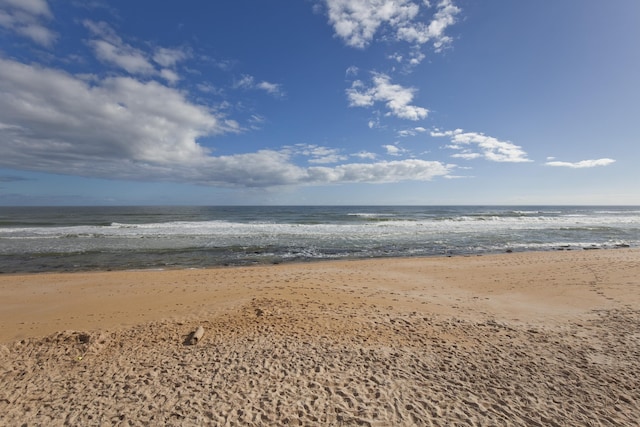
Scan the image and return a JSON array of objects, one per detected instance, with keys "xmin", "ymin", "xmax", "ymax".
[{"xmin": 0, "ymin": 0, "xmax": 639, "ymax": 206}]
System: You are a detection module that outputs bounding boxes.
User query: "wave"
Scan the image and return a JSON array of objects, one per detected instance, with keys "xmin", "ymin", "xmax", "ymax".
[
  {"xmin": 2, "ymin": 213, "xmax": 640, "ymax": 239},
  {"xmin": 347, "ymin": 212, "xmax": 397, "ymax": 218}
]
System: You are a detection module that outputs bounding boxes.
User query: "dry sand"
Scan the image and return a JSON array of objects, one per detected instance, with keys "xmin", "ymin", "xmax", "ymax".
[{"xmin": 1, "ymin": 249, "xmax": 639, "ymax": 426}]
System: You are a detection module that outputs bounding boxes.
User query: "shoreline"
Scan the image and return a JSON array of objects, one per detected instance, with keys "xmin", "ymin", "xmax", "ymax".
[
  {"xmin": 1, "ymin": 244, "xmax": 634, "ymax": 276},
  {"xmin": 1, "ymin": 248, "xmax": 639, "ymax": 425},
  {"xmin": 0, "ymin": 248, "xmax": 640, "ymax": 343}
]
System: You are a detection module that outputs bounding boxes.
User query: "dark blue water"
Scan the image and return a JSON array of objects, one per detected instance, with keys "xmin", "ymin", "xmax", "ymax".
[{"xmin": 0, "ymin": 206, "xmax": 638, "ymax": 273}]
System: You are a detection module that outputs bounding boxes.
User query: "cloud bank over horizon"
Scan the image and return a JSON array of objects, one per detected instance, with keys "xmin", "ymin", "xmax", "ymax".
[{"xmin": 545, "ymin": 158, "xmax": 616, "ymax": 169}]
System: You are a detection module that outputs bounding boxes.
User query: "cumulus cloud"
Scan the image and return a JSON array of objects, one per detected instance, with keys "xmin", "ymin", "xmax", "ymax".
[
  {"xmin": 0, "ymin": 58, "xmax": 452, "ymax": 188},
  {"xmin": 323, "ymin": 0, "xmax": 459, "ymax": 51},
  {"xmin": 383, "ymin": 145, "xmax": 401, "ymax": 155},
  {"xmin": 0, "ymin": 58, "xmax": 232, "ymax": 167},
  {"xmin": 545, "ymin": 158, "xmax": 616, "ymax": 168},
  {"xmin": 0, "ymin": 0, "xmax": 56, "ymax": 46},
  {"xmin": 324, "ymin": 0, "xmax": 418, "ymax": 48},
  {"xmin": 396, "ymin": 0, "xmax": 459, "ymax": 52},
  {"xmin": 347, "ymin": 73, "xmax": 428, "ymax": 120},
  {"xmin": 383, "ymin": 144, "xmax": 409, "ymax": 156},
  {"xmin": 431, "ymin": 129, "xmax": 531, "ymax": 163}
]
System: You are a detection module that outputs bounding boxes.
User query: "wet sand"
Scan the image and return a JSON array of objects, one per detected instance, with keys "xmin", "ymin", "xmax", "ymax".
[{"xmin": 1, "ymin": 249, "xmax": 639, "ymax": 425}]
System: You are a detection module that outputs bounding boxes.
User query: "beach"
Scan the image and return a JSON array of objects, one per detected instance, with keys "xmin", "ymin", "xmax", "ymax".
[{"xmin": 1, "ymin": 249, "xmax": 639, "ymax": 425}]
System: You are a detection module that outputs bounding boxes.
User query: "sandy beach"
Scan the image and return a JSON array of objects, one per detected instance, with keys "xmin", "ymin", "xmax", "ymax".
[{"xmin": 1, "ymin": 249, "xmax": 639, "ymax": 425}]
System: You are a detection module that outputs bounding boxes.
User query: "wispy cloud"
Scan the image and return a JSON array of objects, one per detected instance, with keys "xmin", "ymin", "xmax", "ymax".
[
  {"xmin": 152, "ymin": 47, "xmax": 189, "ymax": 68},
  {"xmin": 352, "ymin": 151, "xmax": 377, "ymax": 160},
  {"xmin": 83, "ymin": 20, "xmax": 188, "ymax": 84},
  {"xmin": 90, "ymin": 38, "xmax": 157, "ymax": 74},
  {"xmin": 432, "ymin": 129, "xmax": 531, "ymax": 163},
  {"xmin": 345, "ymin": 65, "xmax": 359, "ymax": 77},
  {"xmin": 285, "ymin": 144, "xmax": 348, "ymax": 164},
  {"xmin": 545, "ymin": 158, "xmax": 616, "ymax": 168},
  {"xmin": 347, "ymin": 73, "xmax": 428, "ymax": 120},
  {"xmin": 256, "ymin": 81, "xmax": 284, "ymax": 97},
  {"xmin": 0, "ymin": 0, "xmax": 57, "ymax": 46},
  {"xmin": 234, "ymin": 74, "xmax": 285, "ymax": 98},
  {"xmin": 398, "ymin": 126, "xmax": 427, "ymax": 137}
]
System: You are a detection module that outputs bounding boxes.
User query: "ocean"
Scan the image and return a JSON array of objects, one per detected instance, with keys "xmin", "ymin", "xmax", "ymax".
[{"xmin": 0, "ymin": 206, "xmax": 638, "ymax": 273}]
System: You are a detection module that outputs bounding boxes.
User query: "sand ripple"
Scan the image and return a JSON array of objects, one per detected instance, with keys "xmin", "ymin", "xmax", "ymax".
[{"xmin": 2, "ymin": 296, "xmax": 639, "ymax": 426}]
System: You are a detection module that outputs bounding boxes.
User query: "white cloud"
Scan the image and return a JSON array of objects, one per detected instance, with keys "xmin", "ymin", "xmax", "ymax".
[
  {"xmin": 324, "ymin": 0, "xmax": 418, "ymax": 49},
  {"xmin": 152, "ymin": 47, "xmax": 189, "ymax": 68},
  {"xmin": 323, "ymin": 0, "xmax": 458, "ymax": 52},
  {"xmin": 352, "ymin": 151, "xmax": 377, "ymax": 160},
  {"xmin": 408, "ymin": 50, "xmax": 426, "ymax": 65},
  {"xmin": 83, "ymin": 20, "xmax": 157, "ymax": 75},
  {"xmin": 196, "ymin": 82, "xmax": 222, "ymax": 95},
  {"xmin": 83, "ymin": 21, "xmax": 190, "ymax": 84},
  {"xmin": 383, "ymin": 144, "xmax": 408, "ymax": 156},
  {"xmin": 383, "ymin": 144, "xmax": 400, "ymax": 155},
  {"xmin": 90, "ymin": 39, "xmax": 156, "ymax": 75},
  {"xmin": 0, "ymin": 58, "xmax": 233, "ymax": 168},
  {"xmin": 248, "ymin": 114, "xmax": 266, "ymax": 130},
  {"xmin": 256, "ymin": 81, "xmax": 284, "ymax": 97},
  {"xmin": 82, "ymin": 19, "xmax": 119, "ymax": 43},
  {"xmin": 0, "ymin": 58, "xmax": 453, "ymax": 188},
  {"xmin": 545, "ymin": 158, "xmax": 616, "ymax": 168},
  {"xmin": 308, "ymin": 159, "xmax": 453, "ymax": 183},
  {"xmin": 197, "ymin": 153, "xmax": 453, "ymax": 187},
  {"xmin": 234, "ymin": 74, "xmax": 284, "ymax": 97},
  {"xmin": 234, "ymin": 74, "xmax": 255, "ymax": 89},
  {"xmin": 396, "ymin": 0, "xmax": 459, "ymax": 51},
  {"xmin": 194, "ymin": 150, "xmax": 307, "ymax": 187},
  {"xmin": 432, "ymin": 129, "xmax": 531, "ymax": 163},
  {"xmin": 345, "ymin": 65, "xmax": 359, "ymax": 76},
  {"xmin": 0, "ymin": 0, "xmax": 56, "ymax": 46},
  {"xmin": 398, "ymin": 126, "xmax": 427, "ymax": 137},
  {"xmin": 1, "ymin": 0, "xmax": 51, "ymax": 16},
  {"xmin": 288, "ymin": 144, "xmax": 348, "ymax": 164},
  {"xmin": 160, "ymin": 68, "xmax": 180, "ymax": 84},
  {"xmin": 347, "ymin": 73, "xmax": 428, "ymax": 120}
]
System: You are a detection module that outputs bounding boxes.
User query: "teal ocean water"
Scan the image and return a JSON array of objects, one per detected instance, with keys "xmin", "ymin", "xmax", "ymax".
[{"xmin": 0, "ymin": 206, "xmax": 638, "ymax": 273}]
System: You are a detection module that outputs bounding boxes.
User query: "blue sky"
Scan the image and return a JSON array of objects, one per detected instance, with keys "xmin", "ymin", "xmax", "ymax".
[{"xmin": 0, "ymin": 0, "xmax": 638, "ymax": 205}]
